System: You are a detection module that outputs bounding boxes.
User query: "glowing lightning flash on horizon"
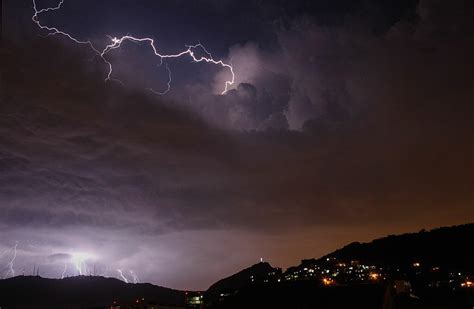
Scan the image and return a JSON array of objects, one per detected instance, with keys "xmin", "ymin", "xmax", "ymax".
[
  {"xmin": 31, "ymin": 0, "xmax": 235, "ymax": 95},
  {"xmin": 61, "ymin": 262, "xmax": 67, "ymax": 279},
  {"xmin": 71, "ymin": 252, "xmax": 89, "ymax": 276},
  {"xmin": 130, "ymin": 270, "xmax": 140, "ymax": 284},
  {"xmin": 117, "ymin": 269, "xmax": 129, "ymax": 283},
  {"xmin": 3, "ymin": 243, "xmax": 18, "ymax": 279}
]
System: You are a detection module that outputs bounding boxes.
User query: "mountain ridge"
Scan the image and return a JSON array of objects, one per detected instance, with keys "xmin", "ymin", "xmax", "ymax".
[{"xmin": 0, "ymin": 275, "xmax": 186, "ymax": 308}]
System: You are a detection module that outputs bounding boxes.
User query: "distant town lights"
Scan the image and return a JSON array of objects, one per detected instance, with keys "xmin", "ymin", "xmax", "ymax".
[
  {"xmin": 322, "ymin": 278, "xmax": 333, "ymax": 285},
  {"xmin": 461, "ymin": 281, "xmax": 473, "ymax": 288}
]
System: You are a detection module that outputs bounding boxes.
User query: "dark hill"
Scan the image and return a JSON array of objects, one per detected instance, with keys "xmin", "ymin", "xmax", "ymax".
[
  {"xmin": 0, "ymin": 275, "xmax": 185, "ymax": 309},
  {"xmin": 320, "ymin": 223, "xmax": 474, "ymax": 272},
  {"xmin": 207, "ymin": 262, "xmax": 281, "ymax": 294},
  {"xmin": 205, "ymin": 262, "xmax": 282, "ymax": 307}
]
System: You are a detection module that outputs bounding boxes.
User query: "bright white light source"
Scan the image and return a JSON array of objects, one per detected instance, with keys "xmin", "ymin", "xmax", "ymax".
[{"xmin": 70, "ymin": 252, "xmax": 91, "ymax": 275}]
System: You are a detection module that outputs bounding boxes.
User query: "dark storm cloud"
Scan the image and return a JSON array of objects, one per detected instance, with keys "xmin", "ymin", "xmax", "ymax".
[
  {"xmin": 1, "ymin": 0, "xmax": 473, "ymax": 289},
  {"xmin": 190, "ymin": 0, "xmax": 473, "ymax": 131}
]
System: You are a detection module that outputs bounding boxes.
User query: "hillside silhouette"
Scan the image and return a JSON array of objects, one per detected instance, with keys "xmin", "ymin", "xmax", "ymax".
[
  {"xmin": 319, "ymin": 223, "xmax": 474, "ymax": 272},
  {"xmin": 0, "ymin": 275, "xmax": 185, "ymax": 308},
  {"xmin": 207, "ymin": 262, "xmax": 280, "ymax": 294}
]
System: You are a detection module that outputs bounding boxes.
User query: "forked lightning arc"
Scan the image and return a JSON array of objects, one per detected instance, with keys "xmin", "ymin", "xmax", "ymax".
[{"xmin": 31, "ymin": 0, "xmax": 235, "ymax": 95}]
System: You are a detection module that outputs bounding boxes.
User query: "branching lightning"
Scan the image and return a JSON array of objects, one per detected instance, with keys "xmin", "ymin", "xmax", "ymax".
[
  {"xmin": 32, "ymin": 0, "xmax": 235, "ymax": 95},
  {"xmin": 117, "ymin": 269, "xmax": 129, "ymax": 283},
  {"xmin": 3, "ymin": 243, "xmax": 18, "ymax": 279},
  {"xmin": 71, "ymin": 252, "xmax": 89, "ymax": 276},
  {"xmin": 148, "ymin": 63, "xmax": 172, "ymax": 95},
  {"xmin": 129, "ymin": 270, "xmax": 140, "ymax": 284}
]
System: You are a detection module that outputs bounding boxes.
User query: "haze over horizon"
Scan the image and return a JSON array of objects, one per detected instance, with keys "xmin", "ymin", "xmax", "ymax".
[{"xmin": 1, "ymin": 0, "xmax": 473, "ymax": 290}]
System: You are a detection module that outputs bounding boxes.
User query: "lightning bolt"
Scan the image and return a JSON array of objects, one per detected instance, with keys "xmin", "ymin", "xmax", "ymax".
[
  {"xmin": 32, "ymin": 0, "xmax": 235, "ymax": 95},
  {"xmin": 148, "ymin": 63, "xmax": 172, "ymax": 95},
  {"xmin": 61, "ymin": 262, "xmax": 67, "ymax": 279},
  {"xmin": 71, "ymin": 252, "xmax": 89, "ymax": 276},
  {"xmin": 129, "ymin": 270, "xmax": 140, "ymax": 284},
  {"xmin": 117, "ymin": 269, "xmax": 129, "ymax": 283},
  {"xmin": 3, "ymin": 243, "xmax": 18, "ymax": 279}
]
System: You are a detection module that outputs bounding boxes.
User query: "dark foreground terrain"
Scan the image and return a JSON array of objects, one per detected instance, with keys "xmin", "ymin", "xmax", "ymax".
[
  {"xmin": 322, "ymin": 223, "xmax": 474, "ymax": 273},
  {"xmin": 1, "ymin": 276, "xmax": 472, "ymax": 309},
  {"xmin": 206, "ymin": 281, "xmax": 474, "ymax": 309},
  {"xmin": 0, "ymin": 275, "xmax": 185, "ymax": 309},
  {"xmin": 208, "ymin": 281, "xmax": 389, "ymax": 309}
]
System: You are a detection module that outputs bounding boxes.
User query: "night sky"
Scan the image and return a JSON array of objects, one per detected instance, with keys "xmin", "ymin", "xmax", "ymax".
[{"xmin": 1, "ymin": 0, "xmax": 473, "ymax": 290}]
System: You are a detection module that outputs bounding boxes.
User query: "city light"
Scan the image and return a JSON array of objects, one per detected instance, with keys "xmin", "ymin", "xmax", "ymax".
[
  {"xmin": 322, "ymin": 278, "xmax": 333, "ymax": 286},
  {"xmin": 369, "ymin": 273, "xmax": 379, "ymax": 280},
  {"xmin": 461, "ymin": 281, "xmax": 473, "ymax": 288}
]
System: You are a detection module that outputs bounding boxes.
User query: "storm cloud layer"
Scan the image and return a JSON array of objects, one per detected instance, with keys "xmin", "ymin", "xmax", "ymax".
[{"xmin": 1, "ymin": 0, "xmax": 473, "ymax": 289}]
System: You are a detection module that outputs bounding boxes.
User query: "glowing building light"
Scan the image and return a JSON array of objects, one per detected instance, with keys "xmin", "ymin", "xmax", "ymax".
[
  {"xmin": 461, "ymin": 281, "xmax": 473, "ymax": 288},
  {"xmin": 369, "ymin": 273, "xmax": 379, "ymax": 280},
  {"xmin": 322, "ymin": 278, "xmax": 333, "ymax": 286}
]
